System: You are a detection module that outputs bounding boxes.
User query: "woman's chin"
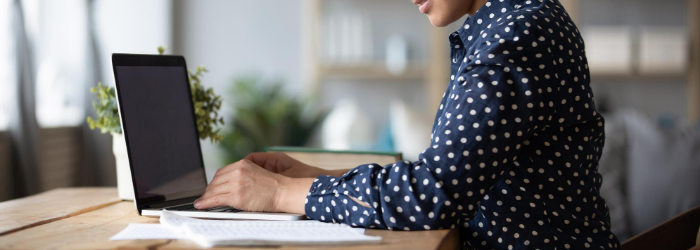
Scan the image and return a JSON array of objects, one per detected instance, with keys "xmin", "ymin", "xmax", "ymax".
[{"xmin": 427, "ymin": 14, "xmax": 454, "ymax": 27}]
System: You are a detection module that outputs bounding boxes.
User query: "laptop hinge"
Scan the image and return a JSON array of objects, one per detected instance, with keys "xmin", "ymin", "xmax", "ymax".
[{"xmin": 140, "ymin": 196, "xmax": 199, "ymax": 210}]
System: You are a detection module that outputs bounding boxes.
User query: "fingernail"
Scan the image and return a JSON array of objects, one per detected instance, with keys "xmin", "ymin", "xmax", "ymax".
[{"xmin": 194, "ymin": 202, "xmax": 202, "ymax": 208}]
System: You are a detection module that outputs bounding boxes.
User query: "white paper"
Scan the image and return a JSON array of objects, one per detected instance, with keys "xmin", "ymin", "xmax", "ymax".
[
  {"xmin": 110, "ymin": 210, "xmax": 380, "ymax": 247},
  {"xmin": 159, "ymin": 209, "xmax": 200, "ymax": 231},
  {"xmin": 109, "ymin": 223, "xmax": 186, "ymax": 241}
]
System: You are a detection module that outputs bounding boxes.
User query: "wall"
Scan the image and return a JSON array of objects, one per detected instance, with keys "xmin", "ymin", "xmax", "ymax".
[
  {"xmin": 95, "ymin": 0, "xmax": 173, "ymax": 88},
  {"xmin": 172, "ymin": 0, "xmax": 306, "ymax": 94},
  {"xmin": 94, "ymin": 0, "xmax": 173, "ymax": 185},
  {"xmin": 172, "ymin": 0, "xmax": 306, "ymax": 178}
]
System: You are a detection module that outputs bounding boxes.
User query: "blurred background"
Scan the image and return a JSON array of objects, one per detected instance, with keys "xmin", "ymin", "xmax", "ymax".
[{"xmin": 0, "ymin": 0, "xmax": 699, "ymax": 242}]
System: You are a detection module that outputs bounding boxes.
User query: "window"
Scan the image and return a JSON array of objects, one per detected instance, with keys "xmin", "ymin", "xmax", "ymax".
[
  {"xmin": 24, "ymin": 0, "xmax": 89, "ymax": 128},
  {"xmin": 0, "ymin": 0, "xmax": 17, "ymax": 131}
]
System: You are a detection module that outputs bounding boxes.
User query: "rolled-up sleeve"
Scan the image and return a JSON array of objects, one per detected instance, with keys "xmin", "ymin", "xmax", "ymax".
[{"xmin": 305, "ymin": 25, "xmax": 556, "ymax": 230}]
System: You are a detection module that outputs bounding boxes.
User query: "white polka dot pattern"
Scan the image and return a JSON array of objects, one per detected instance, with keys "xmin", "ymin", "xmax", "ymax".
[{"xmin": 305, "ymin": 0, "xmax": 620, "ymax": 249}]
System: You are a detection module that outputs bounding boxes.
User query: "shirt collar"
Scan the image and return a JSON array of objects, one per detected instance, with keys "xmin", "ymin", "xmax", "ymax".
[{"xmin": 451, "ymin": 0, "xmax": 531, "ymax": 46}]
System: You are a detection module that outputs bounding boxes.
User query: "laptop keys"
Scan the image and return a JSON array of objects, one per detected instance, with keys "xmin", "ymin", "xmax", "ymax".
[
  {"xmin": 165, "ymin": 204, "xmax": 241, "ymax": 213},
  {"xmin": 220, "ymin": 207, "xmax": 243, "ymax": 212},
  {"xmin": 166, "ymin": 204, "xmax": 198, "ymax": 211},
  {"xmin": 207, "ymin": 206, "xmax": 243, "ymax": 212},
  {"xmin": 206, "ymin": 207, "xmax": 229, "ymax": 212}
]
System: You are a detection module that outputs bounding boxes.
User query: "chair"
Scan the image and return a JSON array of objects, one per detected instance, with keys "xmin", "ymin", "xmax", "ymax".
[{"xmin": 622, "ymin": 206, "xmax": 700, "ymax": 250}]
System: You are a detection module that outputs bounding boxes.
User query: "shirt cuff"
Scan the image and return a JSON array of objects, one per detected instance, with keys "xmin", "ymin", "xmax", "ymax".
[
  {"xmin": 305, "ymin": 175, "xmax": 338, "ymax": 222},
  {"xmin": 308, "ymin": 175, "xmax": 339, "ymax": 195}
]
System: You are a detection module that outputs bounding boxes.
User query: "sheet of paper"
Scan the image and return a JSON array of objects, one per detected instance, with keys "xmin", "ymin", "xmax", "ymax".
[
  {"xmin": 159, "ymin": 209, "xmax": 201, "ymax": 232},
  {"xmin": 111, "ymin": 211, "xmax": 380, "ymax": 246},
  {"xmin": 109, "ymin": 223, "xmax": 186, "ymax": 241}
]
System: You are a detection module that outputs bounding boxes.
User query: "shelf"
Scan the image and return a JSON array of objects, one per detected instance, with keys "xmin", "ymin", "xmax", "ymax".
[
  {"xmin": 317, "ymin": 61, "xmax": 427, "ymax": 81},
  {"xmin": 590, "ymin": 71, "xmax": 687, "ymax": 80}
]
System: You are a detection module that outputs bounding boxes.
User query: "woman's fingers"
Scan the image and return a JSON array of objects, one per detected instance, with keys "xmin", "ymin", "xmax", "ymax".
[
  {"xmin": 208, "ymin": 160, "xmax": 252, "ymax": 186},
  {"xmin": 245, "ymin": 152, "xmax": 287, "ymax": 173},
  {"xmin": 211, "ymin": 161, "xmax": 241, "ymax": 176},
  {"xmin": 206, "ymin": 172, "xmax": 226, "ymax": 188},
  {"xmin": 207, "ymin": 172, "xmax": 229, "ymax": 187},
  {"xmin": 194, "ymin": 193, "xmax": 229, "ymax": 209},
  {"xmin": 194, "ymin": 159, "xmax": 293, "ymax": 212},
  {"xmin": 199, "ymin": 181, "xmax": 230, "ymax": 201},
  {"xmin": 243, "ymin": 152, "xmax": 267, "ymax": 164},
  {"xmin": 199, "ymin": 161, "xmax": 254, "ymax": 206}
]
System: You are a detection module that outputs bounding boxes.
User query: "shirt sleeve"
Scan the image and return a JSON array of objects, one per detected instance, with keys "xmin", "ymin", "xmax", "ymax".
[{"xmin": 304, "ymin": 24, "xmax": 557, "ymax": 230}]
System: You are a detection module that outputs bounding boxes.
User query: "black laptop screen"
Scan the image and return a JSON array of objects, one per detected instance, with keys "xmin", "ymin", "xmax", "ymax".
[{"xmin": 115, "ymin": 65, "xmax": 207, "ymax": 203}]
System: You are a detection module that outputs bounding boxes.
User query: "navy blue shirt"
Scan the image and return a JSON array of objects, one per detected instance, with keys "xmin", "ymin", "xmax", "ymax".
[{"xmin": 305, "ymin": 0, "xmax": 621, "ymax": 249}]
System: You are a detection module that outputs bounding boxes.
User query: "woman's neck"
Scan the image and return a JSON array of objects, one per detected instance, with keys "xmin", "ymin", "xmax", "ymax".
[{"xmin": 468, "ymin": 0, "xmax": 489, "ymax": 16}]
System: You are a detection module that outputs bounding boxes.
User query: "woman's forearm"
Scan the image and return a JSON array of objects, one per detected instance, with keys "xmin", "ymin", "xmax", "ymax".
[
  {"xmin": 275, "ymin": 168, "xmax": 350, "ymax": 214},
  {"xmin": 276, "ymin": 177, "xmax": 316, "ymax": 214}
]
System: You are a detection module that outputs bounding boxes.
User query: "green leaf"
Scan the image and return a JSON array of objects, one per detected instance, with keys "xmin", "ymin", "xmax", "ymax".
[
  {"xmin": 86, "ymin": 46, "xmax": 226, "ymax": 142},
  {"xmin": 157, "ymin": 46, "xmax": 168, "ymax": 55},
  {"xmin": 218, "ymin": 75, "xmax": 326, "ymax": 164}
]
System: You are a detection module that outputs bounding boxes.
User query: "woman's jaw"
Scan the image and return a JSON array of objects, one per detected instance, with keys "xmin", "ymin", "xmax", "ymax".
[{"xmin": 412, "ymin": 0, "xmax": 487, "ymax": 27}]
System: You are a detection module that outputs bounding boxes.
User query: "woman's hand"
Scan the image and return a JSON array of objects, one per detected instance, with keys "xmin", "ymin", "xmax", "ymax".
[
  {"xmin": 193, "ymin": 159, "xmax": 315, "ymax": 214},
  {"xmin": 244, "ymin": 152, "xmax": 346, "ymax": 178}
]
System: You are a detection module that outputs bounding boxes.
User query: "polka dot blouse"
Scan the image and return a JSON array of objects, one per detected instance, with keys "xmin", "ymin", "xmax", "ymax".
[{"xmin": 305, "ymin": 0, "xmax": 621, "ymax": 249}]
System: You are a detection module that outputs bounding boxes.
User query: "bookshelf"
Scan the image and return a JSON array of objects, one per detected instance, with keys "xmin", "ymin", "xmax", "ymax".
[
  {"xmin": 305, "ymin": 0, "xmax": 700, "ymax": 122},
  {"xmin": 318, "ymin": 60, "xmax": 427, "ymax": 81},
  {"xmin": 304, "ymin": 0, "xmax": 449, "ymax": 113},
  {"xmin": 562, "ymin": 0, "xmax": 700, "ymax": 121}
]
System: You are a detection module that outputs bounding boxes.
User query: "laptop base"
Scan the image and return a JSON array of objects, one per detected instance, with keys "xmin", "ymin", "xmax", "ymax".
[{"xmin": 142, "ymin": 209, "xmax": 305, "ymax": 221}]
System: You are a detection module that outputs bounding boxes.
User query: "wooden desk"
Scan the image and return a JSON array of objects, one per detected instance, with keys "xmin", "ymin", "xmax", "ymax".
[{"xmin": 0, "ymin": 188, "xmax": 459, "ymax": 250}]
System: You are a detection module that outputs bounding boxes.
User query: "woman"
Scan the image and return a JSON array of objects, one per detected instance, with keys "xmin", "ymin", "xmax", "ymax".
[{"xmin": 195, "ymin": 0, "xmax": 621, "ymax": 248}]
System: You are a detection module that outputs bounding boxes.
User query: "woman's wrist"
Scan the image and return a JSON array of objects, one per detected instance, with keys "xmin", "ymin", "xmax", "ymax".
[
  {"xmin": 274, "ymin": 169, "xmax": 352, "ymax": 214},
  {"xmin": 317, "ymin": 168, "xmax": 350, "ymax": 177},
  {"xmin": 275, "ymin": 177, "xmax": 315, "ymax": 214}
]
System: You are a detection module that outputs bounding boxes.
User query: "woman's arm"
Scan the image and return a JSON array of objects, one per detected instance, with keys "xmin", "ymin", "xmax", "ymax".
[
  {"xmin": 243, "ymin": 152, "xmax": 352, "ymax": 178},
  {"xmin": 192, "ymin": 158, "xmax": 349, "ymax": 214},
  {"xmin": 193, "ymin": 153, "xmax": 352, "ymax": 213},
  {"xmin": 196, "ymin": 22, "xmax": 556, "ymax": 228},
  {"xmin": 303, "ymin": 26, "xmax": 557, "ymax": 230},
  {"xmin": 277, "ymin": 177, "xmax": 317, "ymax": 214}
]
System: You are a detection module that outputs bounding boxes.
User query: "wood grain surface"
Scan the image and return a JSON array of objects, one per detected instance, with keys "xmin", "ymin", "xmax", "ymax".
[
  {"xmin": 0, "ymin": 187, "xmax": 120, "ymax": 236},
  {"xmin": 0, "ymin": 188, "xmax": 457, "ymax": 250}
]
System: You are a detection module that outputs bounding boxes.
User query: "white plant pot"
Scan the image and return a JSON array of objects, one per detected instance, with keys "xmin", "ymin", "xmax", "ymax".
[{"xmin": 112, "ymin": 134, "xmax": 135, "ymax": 200}]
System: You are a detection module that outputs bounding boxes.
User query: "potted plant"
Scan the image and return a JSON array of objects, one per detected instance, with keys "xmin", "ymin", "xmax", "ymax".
[
  {"xmin": 87, "ymin": 47, "xmax": 224, "ymax": 200},
  {"xmin": 219, "ymin": 76, "xmax": 326, "ymax": 163}
]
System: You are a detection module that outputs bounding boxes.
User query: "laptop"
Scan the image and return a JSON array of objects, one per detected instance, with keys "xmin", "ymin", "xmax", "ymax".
[{"xmin": 111, "ymin": 53, "xmax": 304, "ymax": 221}]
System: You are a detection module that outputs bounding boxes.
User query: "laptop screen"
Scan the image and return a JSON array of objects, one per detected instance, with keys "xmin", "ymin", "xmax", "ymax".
[{"xmin": 114, "ymin": 65, "xmax": 207, "ymax": 204}]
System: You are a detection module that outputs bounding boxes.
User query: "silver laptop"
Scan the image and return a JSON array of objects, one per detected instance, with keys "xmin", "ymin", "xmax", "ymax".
[{"xmin": 111, "ymin": 53, "xmax": 303, "ymax": 221}]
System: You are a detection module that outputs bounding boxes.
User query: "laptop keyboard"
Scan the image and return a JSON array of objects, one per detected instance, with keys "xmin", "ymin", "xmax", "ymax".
[{"xmin": 165, "ymin": 203, "xmax": 243, "ymax": 213}]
